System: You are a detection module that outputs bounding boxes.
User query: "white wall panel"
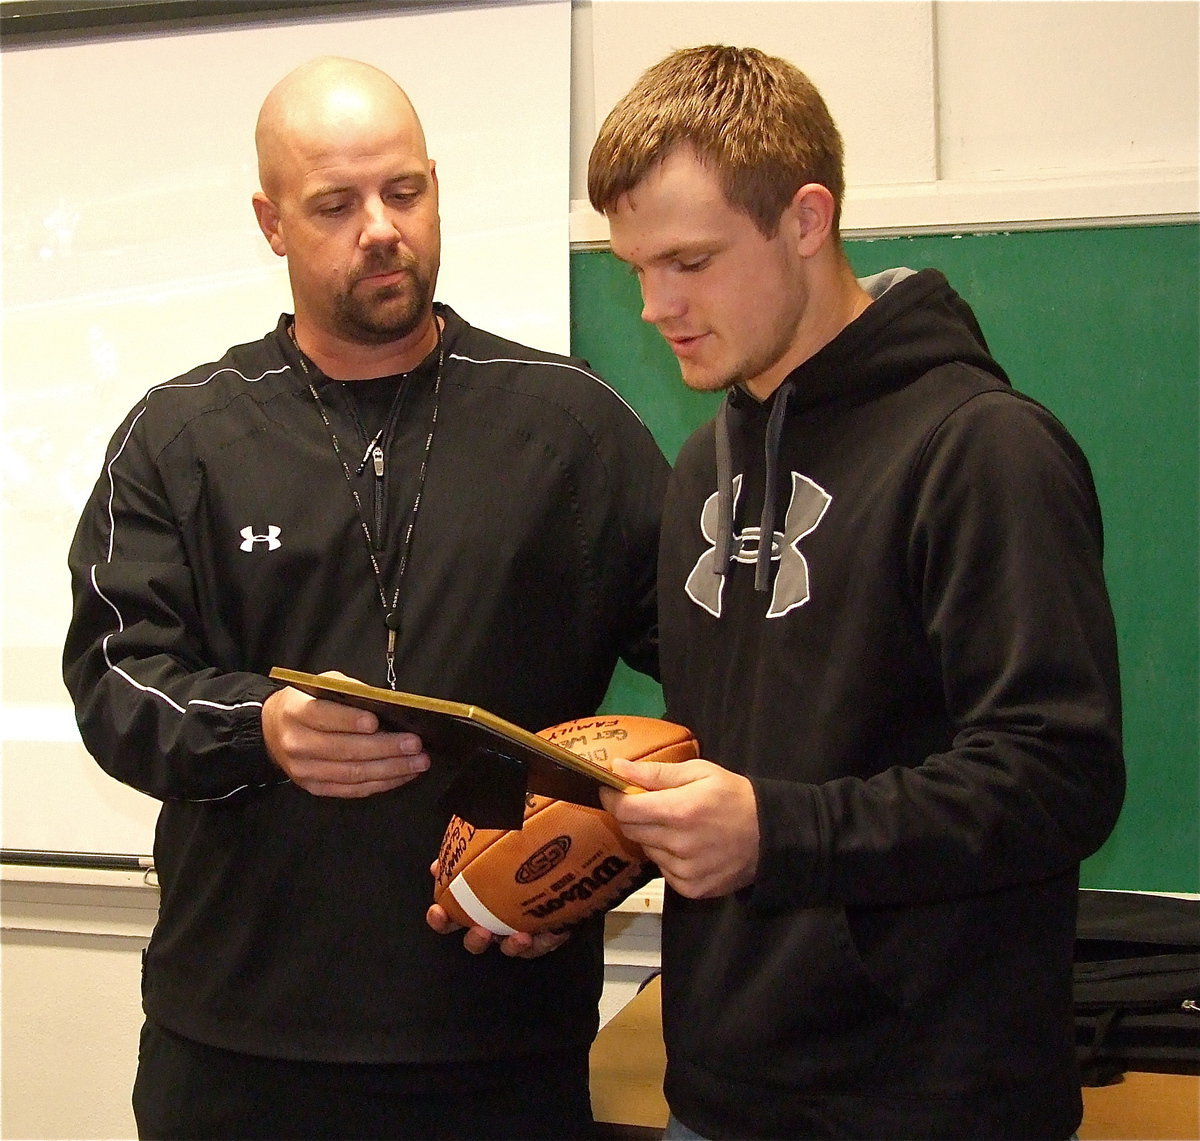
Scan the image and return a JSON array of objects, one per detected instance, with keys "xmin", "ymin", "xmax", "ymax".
[
  {"xmin": 576, "ymin": 0, "xmax": 938, "ymax": 197},
  {"xmin": 935, "ymin": 1, "xmax": 1199, "ymax": 181},
  {"xmin": 571, "ymin": 0, "xmax": 1199, "ymax": 238},
  {"xmin": 1, "ymin": 0, "xmax": 571, "ymax": 859}
]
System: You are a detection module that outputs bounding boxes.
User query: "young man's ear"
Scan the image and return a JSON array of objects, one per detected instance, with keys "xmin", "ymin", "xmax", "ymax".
[
  {"xmin": 252, "ymin": 191, "xmax": 286, "ymax": 258},
  {"xmin": 785, "ymin": 182, "xmax": 836, "ymax": 258}
]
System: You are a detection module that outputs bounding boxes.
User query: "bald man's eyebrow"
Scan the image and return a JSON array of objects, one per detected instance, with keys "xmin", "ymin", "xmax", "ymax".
[
  {"xmin": 316, "ymin": 170, "xmax": 428, "ymax": 195},
  {"xmin": 303, "ymin": 172, "xmax": 431, "ymax": 210}
]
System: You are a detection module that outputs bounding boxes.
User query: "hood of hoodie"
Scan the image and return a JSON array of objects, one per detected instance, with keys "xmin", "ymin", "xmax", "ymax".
[{"xmin": 714, "ymin": 267, "xmax": 1010, "ymax": 590}]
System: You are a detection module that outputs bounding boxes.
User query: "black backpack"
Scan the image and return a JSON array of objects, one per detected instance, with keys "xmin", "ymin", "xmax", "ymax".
[{"xmin": 1074, "ymin": 889, "xmax": 1200, "ymax": 1085}]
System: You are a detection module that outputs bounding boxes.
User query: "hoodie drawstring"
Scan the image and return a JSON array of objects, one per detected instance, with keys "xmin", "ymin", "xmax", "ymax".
[
  {"xmin": 714, "ymin": 398, "xmax": 735, "ymax": 577},
  {"xmin": 756, "ymin": 381, "xmax": 793, "ymax": 592},
  {"xmin": 713, "ymin": 381, "xmax": 794, "ymax": 594}
]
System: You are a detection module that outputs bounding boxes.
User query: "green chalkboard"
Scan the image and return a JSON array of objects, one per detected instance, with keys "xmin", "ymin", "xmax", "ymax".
[{"xmin": 572, "ymin": 224, "xmax": 1200, "ymax": 893}]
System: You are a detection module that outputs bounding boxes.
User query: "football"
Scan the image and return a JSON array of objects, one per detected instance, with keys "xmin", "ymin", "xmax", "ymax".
[{"xmin": 433, "ymin": 714, "xmax": 699, "ymax": 935}]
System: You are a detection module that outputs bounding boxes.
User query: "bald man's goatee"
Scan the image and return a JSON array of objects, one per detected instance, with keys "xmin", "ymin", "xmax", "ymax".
[{"xmin": 333, "ymin": 264, "xmax": 436, "ymax": 345}]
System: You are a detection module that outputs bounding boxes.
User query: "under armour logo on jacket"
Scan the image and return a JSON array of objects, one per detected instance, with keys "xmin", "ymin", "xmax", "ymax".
[
  {"xmin": 239, "ymin": 525, "xmax": 282, "ymax": 552},
  {"xmin": 686, "ymin": 472, "xmax": 832, "ymax": 618}
]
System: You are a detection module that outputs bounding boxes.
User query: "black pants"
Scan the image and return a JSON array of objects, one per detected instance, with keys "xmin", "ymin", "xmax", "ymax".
[{"xmin": 132, "ymin": 1020, "xmax": 596, "ymax": 1140}]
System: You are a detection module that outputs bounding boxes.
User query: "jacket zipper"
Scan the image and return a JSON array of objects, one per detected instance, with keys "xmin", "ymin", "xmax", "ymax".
[
  {"xmin": 372, "ymin": 443, "xmax": 385, "ymax": 549},
  {"xmin": 352, "ymin": 386, "xmax": 409, "ymax": 553}
]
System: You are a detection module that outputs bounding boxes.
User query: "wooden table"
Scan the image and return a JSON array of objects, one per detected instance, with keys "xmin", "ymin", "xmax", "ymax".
[
  {"xmin": 1078, "ymin": 1070, "xmax": 1200, "ymax": 1140},
  {"xmin": 589, "ymin": 977, "xmax": 1200, "ymax": 1140},
  {"xmin": 591, "ymin": 976, "xmax": 668, "ymax": 1139}
]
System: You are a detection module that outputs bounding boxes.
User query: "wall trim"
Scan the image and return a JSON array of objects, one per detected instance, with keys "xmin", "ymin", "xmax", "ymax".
[
  {"xmin": 570, "ymin": 170, "xmax": 1199, "ymax": 247},
  {"xmin": 1, "ymin": 865, "xmax": 159, "ymax": 940}
]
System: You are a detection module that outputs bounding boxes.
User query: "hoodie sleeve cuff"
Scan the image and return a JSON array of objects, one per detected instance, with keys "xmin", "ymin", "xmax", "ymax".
[{"xmin": 739, "ymin": 776, "xmax": 828, "ymax": 913}]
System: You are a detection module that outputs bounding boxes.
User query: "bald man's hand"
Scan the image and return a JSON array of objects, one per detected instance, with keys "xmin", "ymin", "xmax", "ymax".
[
  {"xmin": 598, "ymin": 757, "xmax": 760, "ymax": 898},
  {"xmin": 262, "ymin": 674, "xmax": 430, "ymax": 797}
]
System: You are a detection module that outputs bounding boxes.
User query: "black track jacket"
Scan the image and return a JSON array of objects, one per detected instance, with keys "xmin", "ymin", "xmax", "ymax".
[
  {"xmin": 63, "ymin": 305, "xmax": 668, "ymax": 1063},
  {"xmin": 657, "ymin": 269, "xmax": 1124, "ymax": 1139}
]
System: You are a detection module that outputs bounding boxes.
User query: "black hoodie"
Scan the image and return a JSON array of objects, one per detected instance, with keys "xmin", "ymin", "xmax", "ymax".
[{"xmin": 657, "ymin": 269, "xmax": 1124, "ymax": 1139}]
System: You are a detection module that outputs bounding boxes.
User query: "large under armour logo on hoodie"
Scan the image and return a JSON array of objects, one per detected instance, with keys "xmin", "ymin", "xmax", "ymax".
[{"xmin": 685, "ymin": 472, "xmax": 832, "ymax": 618}]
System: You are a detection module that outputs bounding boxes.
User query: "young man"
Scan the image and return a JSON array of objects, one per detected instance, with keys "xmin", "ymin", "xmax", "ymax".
[
  {"xmin": 63, "ymin": 57, "xmax": 667, "ymax": 1139},
  {"xmin": 590, "ymin": 45, "xmax": 1124, "ymax": 1140}
]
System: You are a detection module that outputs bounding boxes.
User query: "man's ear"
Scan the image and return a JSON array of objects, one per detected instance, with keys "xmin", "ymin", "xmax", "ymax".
[
  {"xmin": 428, "ymin": 158, "xmax": 439, "ymax": 209},
  {"xmin": 784, "ymin": 182, "xmax": 836, "ymax": 258},
  {"xmin": 252, "ymin": 191, "xmax": 286, "ymax": 258}
]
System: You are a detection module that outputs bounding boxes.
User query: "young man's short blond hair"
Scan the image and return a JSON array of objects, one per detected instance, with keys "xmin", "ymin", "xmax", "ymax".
[{"xmin": 588, "ymin": 45, "xmax": 845, "ymax": 240}]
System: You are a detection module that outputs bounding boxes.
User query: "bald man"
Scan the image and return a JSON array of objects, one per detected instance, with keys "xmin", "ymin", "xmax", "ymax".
[{"xmin": 64, "ymin": 57, "xmax": 667, "ymax": 1139}]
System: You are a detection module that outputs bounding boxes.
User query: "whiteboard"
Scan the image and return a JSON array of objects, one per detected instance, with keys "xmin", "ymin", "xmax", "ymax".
[{"xmin": 0, "ymin": 1, "xmax": 571, "ymax": 858}]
